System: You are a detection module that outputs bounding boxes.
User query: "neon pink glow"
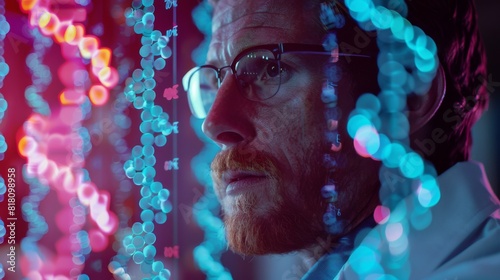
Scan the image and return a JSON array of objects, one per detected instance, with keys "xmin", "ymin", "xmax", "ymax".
[
  {"xmin": 385, "ymin": 223, "xmax": 403, "ymax": 242},
  {"xmin": 89, "ymin": 229, "xmax": 108, "ymax": 252},
  {"xmin": 353, "ymin": 125, "xmax": 380, "ymax": 158},
  {"xmin": 373, "ymin": 205, "xmax": 391, "ymax": 224},
  {"xmin": 17, "ymin": 1, "xmax": 121, "ymax": 277}
]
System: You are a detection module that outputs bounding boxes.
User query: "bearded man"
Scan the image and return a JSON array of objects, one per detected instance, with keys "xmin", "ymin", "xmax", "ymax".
[{"xmin": 183, "ymin": 0, "xmax": 500, "ymax": 278}]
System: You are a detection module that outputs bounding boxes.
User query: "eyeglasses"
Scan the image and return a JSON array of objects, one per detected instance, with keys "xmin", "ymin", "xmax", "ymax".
[{"xmin": 182, "ymin": 43, "xmax": 367, "ymax": 119}]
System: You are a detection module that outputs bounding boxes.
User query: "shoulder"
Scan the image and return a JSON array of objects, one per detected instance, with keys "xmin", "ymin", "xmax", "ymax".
[{"xmin": 427, "ymin": 216, "xmax": 500, "ymax": 280}]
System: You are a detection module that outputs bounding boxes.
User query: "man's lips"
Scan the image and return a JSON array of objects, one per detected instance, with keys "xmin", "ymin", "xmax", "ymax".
[{"xmin": 222, "ymin": 170, "xmax": 267, "ymax": 196}]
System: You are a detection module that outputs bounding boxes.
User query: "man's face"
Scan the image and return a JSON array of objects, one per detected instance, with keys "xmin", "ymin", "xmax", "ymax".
[{"xmin": 202, "ymin": 0, "xmax": 379, "ymax": 255}]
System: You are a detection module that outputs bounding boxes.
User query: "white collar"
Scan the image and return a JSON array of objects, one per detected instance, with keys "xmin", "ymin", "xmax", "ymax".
[{"xmin": 336, "ymin": 161, "xmax": 500, "ymax": 279}]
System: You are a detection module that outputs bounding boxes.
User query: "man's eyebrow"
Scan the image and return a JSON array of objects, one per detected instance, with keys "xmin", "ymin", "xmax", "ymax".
[{"xmin": 205, "ymin": 51, "xmax": 228, "ymax": 68}]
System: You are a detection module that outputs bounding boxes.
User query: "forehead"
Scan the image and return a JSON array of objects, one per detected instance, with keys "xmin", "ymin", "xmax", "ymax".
[{"xmin": 208, "ymin": 0, "xmax": 324, "ymax": 64}]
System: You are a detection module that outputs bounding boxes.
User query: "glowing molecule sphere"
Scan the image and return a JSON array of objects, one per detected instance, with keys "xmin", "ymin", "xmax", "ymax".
[
  {"xmin": 89, "ymin": 85, "xmax": 109, "ymax": 106},
  {"xmin": 79, "ymin": 36, "xmax": 99, "ymax": 59},
  {"xmin": 399, "ymin": 152, "xmax": 424, "ymax": 179},
  {"xmin": 354, "ymin": 125, "xmax": 380, "ymax": 158},
  {"xmin": 349, "ymin": 245, "xmax": 380, "ymax": 275},
  {"xmin": 89, "ymin": 229, "xmax": 108, "ymax": 252},
  {"xmin": 21, "ymin": 0, "xmax": 39, "ymax": 11},
  {"xmin": 417, "ymin": 175, "xmax": 441, "ymax": 208},
  {"xmin": 18, "ymin": 136, "xmax": 38, "ymax": 157},
  {"xmin": 38, "ymin": 12, "xmax": 60, "ymax": 35},
  {"xmin": 98, "ymin": 67, "xmax": 119, "ymax": 88},
  {"xmin": 374, "ymin": 205, "xmax": 391, "ymax": 224},
  {"xmin": 91, "ymin": 48, "xmax": 111, "ymax": 69},
  {"xmin": 64, "ymin": 24, "xmax": 77, "ymax": 43}
]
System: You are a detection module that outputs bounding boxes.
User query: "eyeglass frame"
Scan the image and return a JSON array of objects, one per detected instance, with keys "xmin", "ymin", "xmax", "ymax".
[{"xmin": 182, "ymin": 43, "xmax": 369, "ymax": 119}]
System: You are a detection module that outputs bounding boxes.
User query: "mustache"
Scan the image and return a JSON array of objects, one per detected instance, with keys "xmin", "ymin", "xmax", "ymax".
[{"xmin": 211, "ymin": 146, "xmax": 280, "ymax": 181}]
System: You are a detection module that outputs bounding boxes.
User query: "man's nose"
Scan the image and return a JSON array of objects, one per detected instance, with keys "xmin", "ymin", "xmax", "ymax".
[{"xmin": 201, "ymin": 75, "xmax": 254, "ymax": 149}]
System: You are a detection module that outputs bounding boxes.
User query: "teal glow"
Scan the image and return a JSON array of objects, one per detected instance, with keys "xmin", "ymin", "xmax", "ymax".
[
  {"xmin": 0, "ymin": 96, "xmax": 7, "ymax": 111},
  {"xmin": 403, "ymin": 24, "xmax": 415, "ymax": 44},
  {"xmin": 142, "ymin": 0, "xmax": 154, "ymax": 7},
  {"xmin": 77, "ymin": 274, "xmax": 90, "ymax": 280},
  {"xmin": 388, "ymin": 202, "xmax": 408, "ymax": 223},
  {"xmin": 134, "ymin": 22, "xmax": 145, "ymax": 34},
  {"xmin": 356, "ymin": 93, "xmax": 381, "ymax": 113},
  {"xmin": 159, "ymin": 269, "xmax": 171, "ymax": 279},
  {"xmin": 344, "ymin": 0, "xmax": 441, "ymax": 277},
  {"xmin": 385, "ymin": 112, "xmax": 409, "ymax": 140},
  {"xmin": 349, "ymin": 245, "xmax": 379, "ymax": 275},
  {"xmin": 158, "ymin": 188, "xmax": 170, "ymax": 201},
  {"xmin": 134, "ymin": 158, "xmax": 144, "ymax": 170},
  {"xmin": 354, "ymin": 125, "xmax": 380, "ymax": 157},
  {"xmin": 125, "ymin": 244, "xmax": 135, "ymax": 255},
  {"xmin": 142, "ymin": 145, "xmax": 154, "ymax": 157},
  {"xmin": 415, "ymin": 55, "xmax": 437, "ymax": 74},
  {"xmin": 140, "ymin": 186, "xmax": 152, "ymax": 197},
  {"xmin": 371, "ymin": 133, "xmax": 391, "ymax": 161},
  {"xmin": 347, "ymin": 0, "xmax": 372, "ymax": 22},
  {"xmin": 189, "ymin": 2, "xmax": 232, "ymax": 277},
  {"xmin": 378, "ymin": 90, "xmax": 406, "ymax": 113},
  {"xmin": 142, "ymin": 13, "xmax": 155, "ymax": 26},
  {"xmin": 123, "ymin": 234, "xmax": 133, "ymax": 246},
  {"xmin": 154, "ymin": 58, "xmax": 166, "ymax": 70},
  {"xmin": 158, "ymin": 36, "xmax": 168, "ymax": 48},
  {"xmin": 139, "ymin": 197, "xmax": 151, "ymax": 209},
  {"xmin": 141, "ymin": 209, "xmax": 154, "ymax": 222},
  {"xmin": 142, "ymin": 166, "xmax": 156, "ymax": 181},
  {"xmin": 132, "ymin": 222, "xmax": 143, "ymax": 235},
  {"xmin": 133, "ymin": 173, "xmax": 145, "ymax": 185},
  {"xmin": 379, "ymin": 61, "xmax": 408, "ymax": 88},
  {"xmin": 152, "ymin": 261, "xmax": 164, "ymax": 272},
  {"xmin": 154, "ymin": 212, "xmax": 167, "ymax": 224},
  {"xmin": 133, "ymin": 251, "xmax": 145, "ymax": 264},
  {"xmin": 140, "ymin": 45, "xmax": 152, "ymax": 57},
  {"xmin": 348, "ymin": 0, "xmax": 370, "ymax": 13},
  {"xmin": 371, "ymin": 7, "xmax": 393, "ymax": 30},
  {"xmin": 144, "ymin": 78, "xmax": 157, "ymax": 89},
  {"xmin": 410, "ymin": 207, "xmax": 432, "ymax": 230},
  {"xmin": 143, "ymin": 244, "xmax": 156, "ymax": 259},
  {"xmin": 399, "ymin": 152, "xmax": 424, "ymax": 179},
  {"xmin": 150, "ymin": 30, "xmax": 162, "ymax": 41},
  {"xmin": 161, "ymin": 47, "xmax": 173, "ymax": 59},
  {"xmin": 150, "ymin": 182, "xmax": 162, "ymax": 193},
  {"xmin": 133, "ymin": 236, "xmax": 145, "ymax": 249},
  {"xmin": 144, "ymin": 232, "xmax": 156, "ymax": 244},
  {"xmin": 418, "ymin": 175, "xmax": 441, "ymax": 208},
  {"xmin": 381, "ymin": 143, "xmax": 406, "ymax": 168},
  {"xmin": 390, "ymin": 16, "xmax": 405, "ymax": 40},
  {"xmin": 0, "ymin": 62, "xmax": 10, "ymax": 77},
  {"xmin": 150, "ymin": 196, "xmax": 160, "ymax": 209},
  {"xmin": 348, "ymin": 114, "xmax": 372, "ymax": 138},
  {"xmin": 143, "ymin": 221, "xmax": 154, "ymax": 233},
  {"xmin": 144, "ymin": 155, "xmax": 156, "ymax": 166},
  {"xmin": 154, "ymin": 135, "xmax": 167, "ymax": 146},
  {"xmin": 143, "ymin": 89, "xmax": 156, "ymax": 102},
  {"xmin": 160, "ymin": 201, "xmax": 172, "ymax": 213}
]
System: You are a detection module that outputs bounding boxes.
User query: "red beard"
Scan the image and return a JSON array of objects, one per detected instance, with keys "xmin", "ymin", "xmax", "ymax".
[{"xmin": 211, "ymin": 145, "xmax": 328, "ymax": 255}]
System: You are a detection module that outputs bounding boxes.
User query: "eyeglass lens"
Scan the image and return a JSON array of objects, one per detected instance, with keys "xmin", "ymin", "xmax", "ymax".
[{"xmin": 187, "ymin": 48, "xmax": 282, "ymax": 118}]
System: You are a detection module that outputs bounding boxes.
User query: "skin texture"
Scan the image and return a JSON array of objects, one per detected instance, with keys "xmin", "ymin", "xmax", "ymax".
[{"xmin": 204, "ymin": 0, "xmax": 380, "ymax": 256}]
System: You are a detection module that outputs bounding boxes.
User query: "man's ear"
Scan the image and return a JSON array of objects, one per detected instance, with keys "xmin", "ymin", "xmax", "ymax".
[{"xmin": 408, "ymin": 64, "xmax": 446, "ymax": 133}]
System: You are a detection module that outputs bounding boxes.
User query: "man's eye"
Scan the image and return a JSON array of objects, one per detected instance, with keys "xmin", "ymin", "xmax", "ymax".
[
  {"xmin": 259, "ymin": 61, "xmax": 290, "ymax": 82},
  {"xmin": 275, "ymin": 62, "xmax": 293, "ymax": 84},
  {"xmin": 265, "ymin": 62, "xmax": 280, "ymax": 78}
]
